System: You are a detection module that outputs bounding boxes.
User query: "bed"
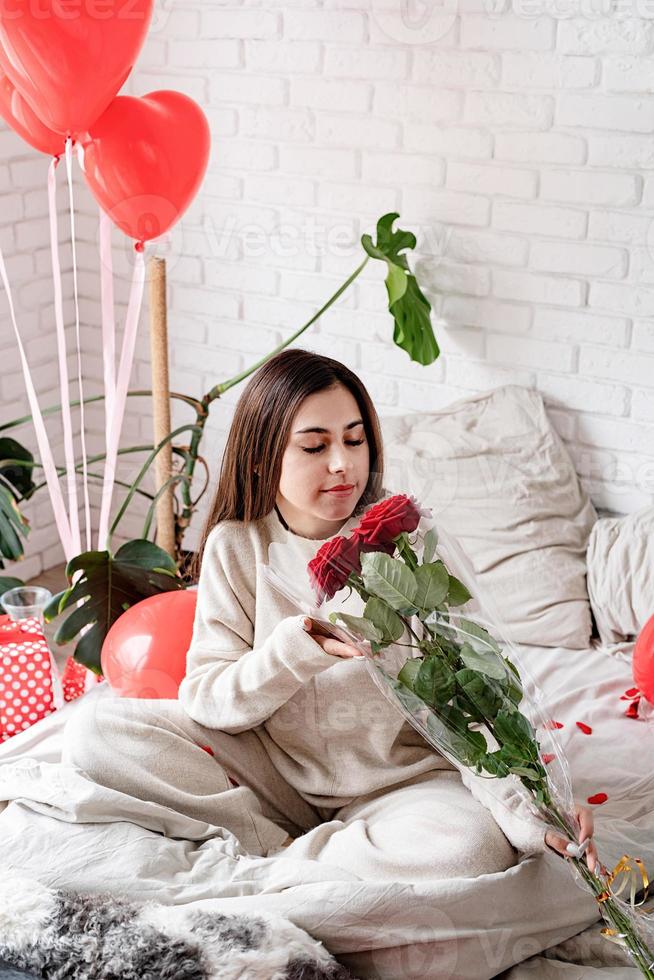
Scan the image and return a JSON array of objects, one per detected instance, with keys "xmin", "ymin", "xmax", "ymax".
[{"xmin": 0, "ymin": 384, "xmax": 652, "ymax": 979}]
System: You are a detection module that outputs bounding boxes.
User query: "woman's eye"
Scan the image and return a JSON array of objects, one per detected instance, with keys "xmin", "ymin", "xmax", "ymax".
[{"xmin": 302, "ymin": 439, "xmax": 365, "ymax": 454}]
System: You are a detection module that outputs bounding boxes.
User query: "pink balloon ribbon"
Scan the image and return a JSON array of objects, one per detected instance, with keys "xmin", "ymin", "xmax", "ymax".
[
  {"xmin": 99, "ymin": 206, "xmax": 116, "ymax": 452},
  {"xmin": 96, "ymin": 247, "xmax": 146, "ymax": 552},
  {"xmin": 0, "ymin": 240, "xmax": 74, "ymax": 560},
  {"xmin": 64, "ymin": 138, "xmax": 92, "ymax": 552},
  {"xmin": 47, "ymin": 156, "xmax": 81, "ymax": 558}
]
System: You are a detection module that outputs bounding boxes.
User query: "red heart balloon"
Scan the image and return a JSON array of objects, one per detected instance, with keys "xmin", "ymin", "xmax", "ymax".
[
  {"xmin": 0, "ymin": 0, "xmax": 153, "ymax": 137},
  {"xmin": 80, "ymin": 91, "xmax": 211, "ymax": 243},
  {"xmin": 0, "ymin": 66, "xmax": 65, "ymax": 156},
  {"xmin": 634, "ymin": 613, "xmax": 654, "ymax": 706}
]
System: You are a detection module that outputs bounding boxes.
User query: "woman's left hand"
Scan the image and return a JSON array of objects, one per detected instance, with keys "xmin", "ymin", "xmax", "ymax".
[{"xmin": 545, "ymin": 804, "xmax": 599, "ymax": 873}]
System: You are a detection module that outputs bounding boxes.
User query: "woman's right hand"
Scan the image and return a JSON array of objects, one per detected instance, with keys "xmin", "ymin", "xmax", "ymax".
[{"xmin": 302, "ymin": 617, "xmax": 365, "ymax": 659}]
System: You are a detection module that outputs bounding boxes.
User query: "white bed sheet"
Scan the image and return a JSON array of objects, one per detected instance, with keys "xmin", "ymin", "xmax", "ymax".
[{"xmin": 0, "ymin": 640, "xmax": 652, "ymax": 979}]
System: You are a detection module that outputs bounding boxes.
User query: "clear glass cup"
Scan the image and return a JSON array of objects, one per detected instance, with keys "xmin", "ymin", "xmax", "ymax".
[{"xmin": 1, "ymin": 586, "xmax": 52, "ymax": 626}]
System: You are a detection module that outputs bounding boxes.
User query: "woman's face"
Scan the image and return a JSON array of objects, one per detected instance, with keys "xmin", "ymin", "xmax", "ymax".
[{"xmin": 275, "ymin": 384, "xmax": 371, "ymax": 539}]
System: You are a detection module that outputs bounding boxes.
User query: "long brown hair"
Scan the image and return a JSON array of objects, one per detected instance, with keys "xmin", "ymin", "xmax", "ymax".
[{"xmin": 191, "ymin": 348, "xmax": 385, "ymax": 579}]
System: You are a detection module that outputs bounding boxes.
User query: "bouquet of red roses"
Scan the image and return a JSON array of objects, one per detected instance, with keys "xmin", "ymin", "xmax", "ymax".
[{"xmin": 299, "ymin": 492, "xmax": 654, "ymax": 977}]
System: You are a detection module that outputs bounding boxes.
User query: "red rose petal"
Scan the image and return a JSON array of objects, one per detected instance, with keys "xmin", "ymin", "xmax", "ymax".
[
  {"xmin": 587, "ymin": 793, "xmax": 608, "ymax": 805},
  {"xmin": 542, "ymin": 753, "xmax": 555, "ymax": 765},
  {"xmin": 544, "ymin": 720, "xmax": 564, "ymax": 730},
  {"xmin": 625, "ymin": 700, "xmax": 640, "ymax": 719},
  {"xmin": 576, "ymin": 722, "xmax": 593, "ymax": 735},
  {"xmin": 623, "ymin": 687, "xmax": 640, "ymax": 699},
  {"xmin": 198, "ymin": 744, "xmax": 214, "ymax": 756}
]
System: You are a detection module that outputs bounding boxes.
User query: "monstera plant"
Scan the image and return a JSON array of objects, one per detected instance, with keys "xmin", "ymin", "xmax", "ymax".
[{"xmin": 0, "ymin": 213, "xmax": 440, "ymax": 673}]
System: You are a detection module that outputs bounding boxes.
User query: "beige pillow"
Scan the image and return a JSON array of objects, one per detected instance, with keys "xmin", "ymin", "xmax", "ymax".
[
  {"xmin": 586, "ymin": 506, "xmax": 654, "ymax": 644},
  {"xmin": 380, "ymin": 385, "xmax": 597, "ymax": 649}
]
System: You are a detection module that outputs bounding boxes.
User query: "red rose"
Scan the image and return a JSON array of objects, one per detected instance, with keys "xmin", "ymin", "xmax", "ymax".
[
  {"xmin": 351, "ymin": 493, "xmax": 423, "ymax": 551},
  {"xmin": 308, "ymin": 534, "xmax": 362, "ymax": 603}
]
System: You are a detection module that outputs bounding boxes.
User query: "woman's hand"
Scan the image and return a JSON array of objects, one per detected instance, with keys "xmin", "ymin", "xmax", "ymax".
[
  {"xmin": 545, "ymin": 804, "xmax": 599, "ymax": 873},
  {"xmin": 302, "ymin": 617, "xmax": 365, "ymax": 660}
]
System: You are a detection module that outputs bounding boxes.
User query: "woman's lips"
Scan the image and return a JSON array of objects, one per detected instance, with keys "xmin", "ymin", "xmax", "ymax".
[{"xmin": 324, "ymin": 485, "xmax": 354, "ymax": 496}]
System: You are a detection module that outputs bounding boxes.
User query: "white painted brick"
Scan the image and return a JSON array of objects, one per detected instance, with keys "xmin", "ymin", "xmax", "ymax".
[
  {"xmin": 558, "ymin": 18, "xmax": 654, "ymax": 55},
  {"xmin": 492, "ymin": 200, "xmax": 587, "ymax": 238},
  {"xmin": 317, "ymin": 181, "xmax": 398, "ymax": 214},
  {"xmin": 445, "ymin": 357, "xmax": 535, "ymax": 391},
  {"xmin": 367, "ymin": 7, "xmax": 458, "ymax": 48},
  {"xmin": 203, "ymin": 106, "xmax": 238, "ymax": 137},
  {"xmin": 590, "ymin": 281, "xmax": 654, "ymax": 318},
  {"xmin": 138, "ymin": 72, "xmax": 208, "ymax": 103},
  {"xmin": 283, "ymin": 9, "xmax": 366, "ymax": 43},
  {"xmin": 633, "ymin": 389, "xmax": 654, "ymax": 422},
  {"xmin": 205, "ymin": 319, "xmax": 281, "ymax": 354},
  {"xmin": 603, "ymin": 55, "xmax": 654, "ymax": 91},
  {"xmin": 461, "ymin": 14, "xmax": 555, "ymax": 51},
  {"xmin": 203, "ymin": 261, "xmax": 278, "ymax": 296},
  {"xmin": 538, "ymin": 372, "xmax": 629, "ymax": 416},
  {"xmin": 588, "ymin": 134, "xmax": 654, "ymax": 169},
  {"xmin": 246, "ymin": 40, "xmax": 321, "ymax": 74},
  {"xmin": 580, "ymin": 344, "xmax": 654, "ymax": 389},
  {"xmin": 420, "ymin": 261, "xmax": 491, "ymax": 298},
  {"xmin": 219, "ymin": 140, "xmax": 277, "ymax": 173},
  {"xmin": 325, "ymin": 46, "xmax": 408, "ymax": 80},
  {"xmin": 444, "ymin": 230, "xmax": 528, "ymax": 267},
  {"xmin": 530, "ymin": 241, "xmax": 627, "ymax": 278},
  {"xmin": 493, "ymin": 269, "xmax": 585, "ymax": 307},
  {"xmin": 488, "ymin": 334, "xmax": 575, "ymax": 372},
  {"xmin": 210, "ymin": 72, "xmax": 285, "ymax": 106},
  {"xmin": 541, "ymin": 169, "xmax": 640, "ymax": 207},
  {"xmin": 556, "ymin": 92, "xmax": 654, "ymax": 134},
  {"xmin": 633, "ymin": 321, "xmax": 654, "ymax": 353},
  {"xmin": 280, "ymin": 145, "xmax": 357, "ymax": 180},
  {"xmin": 362, "ymin": 151, "xmax": 443, "ymax": 186},
  {"xmin": 403, "ymin": 189, "xmax": 490, "ymax": 228},
  {"xmin": 403, "ymin": 125, "xmax": 493, "ymax": 159},
  {"xmin": 316, "ymin": 113, "xmax": 399, "ymax": 149},
  {"xmin": 169, "ymin": 39, "xmax": 240, "ymax": 69},
  {"xmin": 0, "ymin": 194, "xmax": 24, "ymax": 225},
  {"xmin": 374, "ymin": 84, "xmax": 462, "ymax": 124},
  {"xmin": 588, "ymin": 209, "xmax": 651, "ymax": 245},
  {"xmin": 412, "ymin": 50, "xmax": 499, "ymax": 87},
  {"xmin": 640, "ymin": 176, "xmax": 654, "ymax": 208},
  {"xmin": 240, "ymin": 107, "xmax": 314, "ymax": 143},
  {"xmin": 502, "ymin": 53, "xmax": 597, "ymax": 89},
  {"xmin": 442, "ymin": 296, "xmax": 532, "ymax": 334},
  {"xmin": 448, "ymin": 162, "xmax": 538, "ymax": 199},
  {"xmin": 494, "ymin": 132, "xmax": 586, "ymax": 165},
  {"xmin": 291, "ymin": 77, "xmax": 371, "ymax": 113},
  {"xmin": 202, "ymin": 9, "xmax": 280, "ymax": 39},
  {"xmin": 577, "ymin": 414, "xmax": 654, "ymax": 455},
  {"xmin": 244, "ymin": 174, "xmax": 315, "ymax": 208},
  {"xmin": 466, "ymin": 91, "xmax": 553, "ymax": 129},
  {"xmin": 172, "ymin": 285, "xmax": 240, "ymax": 320},
  {"xmin": 533, "ymin": 309, "xmax": 630, "ymax": 347}
]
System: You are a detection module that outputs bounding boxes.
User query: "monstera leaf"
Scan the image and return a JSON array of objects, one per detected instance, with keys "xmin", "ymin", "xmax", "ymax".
[
  {"xmin": 361, "ymin": 212, "xmax": 439, "ymax": 366},
  {"xmin": 0, "ymin": 484, "xmax": 29, "ymax": 566},
  {"xmin": 0, "ymin": 436, "xmax": 36, "ymax": 500},
  {"xmin": 45, "ymin": 539, "xmax": 185, "ymax": 673}
]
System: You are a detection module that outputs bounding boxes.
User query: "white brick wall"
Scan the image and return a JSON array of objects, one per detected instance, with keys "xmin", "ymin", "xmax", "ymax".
[{"xmin": 3, "ymin": 1, "xmax": 654, "ymax": 574}]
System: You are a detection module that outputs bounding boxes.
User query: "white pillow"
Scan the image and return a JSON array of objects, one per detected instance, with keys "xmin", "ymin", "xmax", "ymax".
[
  {"xmin": 586, "ymin": 506, "xmax": 654, "ymax": 644},
  {"xmin": 380, "ymin": 385, "xmax": 597, "ymax": 649}
]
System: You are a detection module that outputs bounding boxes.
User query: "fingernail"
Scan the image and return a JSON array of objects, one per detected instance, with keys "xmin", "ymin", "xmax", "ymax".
[{"xmin": 302, "ymin": 617, "xmax": 311, "ymax": 630}]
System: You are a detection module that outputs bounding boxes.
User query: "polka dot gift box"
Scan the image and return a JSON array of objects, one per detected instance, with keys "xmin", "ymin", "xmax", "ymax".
[{"xmin": 0, "ymin": 614, "xmax": 64, "ymax": 743}]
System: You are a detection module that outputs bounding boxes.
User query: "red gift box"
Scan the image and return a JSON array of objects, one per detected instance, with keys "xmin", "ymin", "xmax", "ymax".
[{"xmin": 0, "ymin": 614, "xmax": 64, "ymax": 743}]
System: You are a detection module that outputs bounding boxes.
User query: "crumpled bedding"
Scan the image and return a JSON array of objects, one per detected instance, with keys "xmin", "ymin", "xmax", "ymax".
[{"xmin": 0, "ymin": 640, "xmax": 652, "ymax": 979}]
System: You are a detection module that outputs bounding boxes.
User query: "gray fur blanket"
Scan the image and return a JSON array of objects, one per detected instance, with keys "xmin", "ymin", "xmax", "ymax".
[{"xmin": 0, "ymin": 876, "xmax": 355, "ymax": 980}]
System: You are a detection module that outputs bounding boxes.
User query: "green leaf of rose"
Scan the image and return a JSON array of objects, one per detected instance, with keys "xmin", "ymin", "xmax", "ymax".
[
  {"xmin": 422, "ymin": 527, "xmax": 438, "ymax": 564},
  {"xmin": 364, "ymin": 596, "xmax": 405, "ymax": 644},
  {"xmin": 360, "ymin": 551, "xmax": 418, "ymax": 611},
  {"xmin": 397, "ymin": 657, "xmax": 421, "ymax": 691},
  {"xmin": 494, "ymin": 709, "xmax": 539, "ymax": 762},
  {"xmin": 459, "ymin": 641, "xmax": 506, "ymax": 681},
  {"xmin": 415, "ymin": 655, "xmax": 456, "ymax": 707},
  {"xmin": 455, "ymin": 668, "xmax": 503, "ymax": 718},
  {"xmin": 459, "ymin": 617, "xmax": 502, "ymax": 655},
  {"xmin": 446, "ymin": 574, "xmax": 472, "ymax": 607},
  {"xmin": 328, "ymin": 611, "xmax": 383, "ymax": 643},
  {"xmin": 414, "ymin": 561, "xmax": 449, "ymax": 611}
]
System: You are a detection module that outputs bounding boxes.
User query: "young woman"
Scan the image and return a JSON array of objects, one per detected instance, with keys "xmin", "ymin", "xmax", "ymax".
[{"xmin": 63, "ymin": 347, "xmax": 597, "ymax": 882}]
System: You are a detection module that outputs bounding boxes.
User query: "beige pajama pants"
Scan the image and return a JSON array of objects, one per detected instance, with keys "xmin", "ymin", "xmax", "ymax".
[{"xmin": 61, "ymin": 686, "xmax": 602, "ymax": 977}]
